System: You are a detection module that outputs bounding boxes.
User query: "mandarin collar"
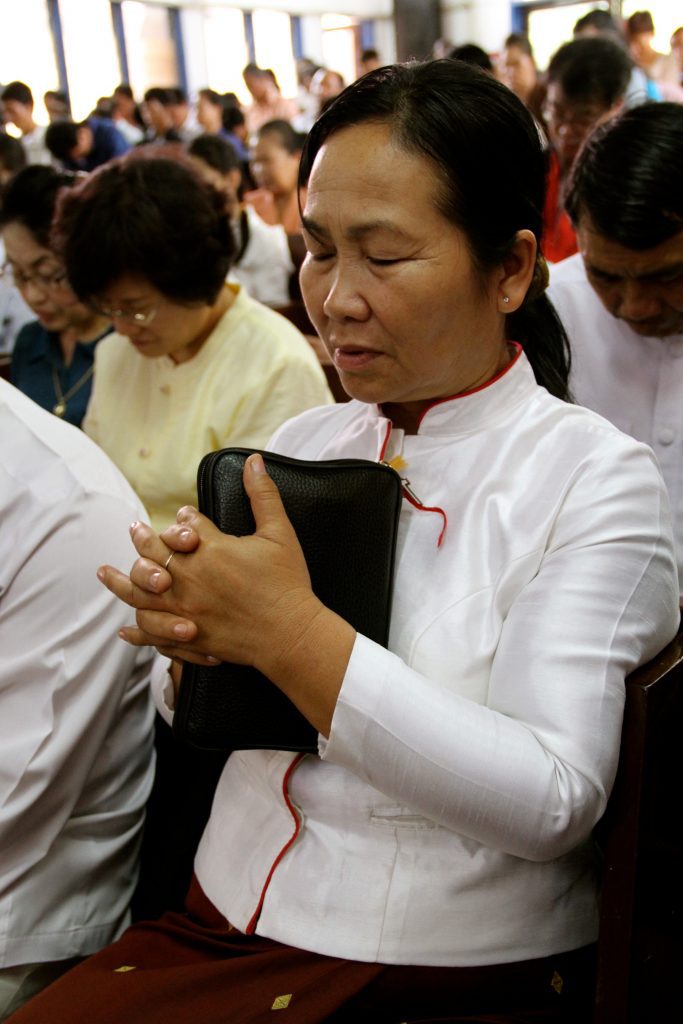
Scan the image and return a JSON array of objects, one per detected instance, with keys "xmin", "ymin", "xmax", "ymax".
[{"xmin": 369, "ymin": 345, "xmax": 540, "ymax": 439}]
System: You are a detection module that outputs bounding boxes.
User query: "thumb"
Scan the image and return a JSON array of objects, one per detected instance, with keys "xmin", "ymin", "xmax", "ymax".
[{"xmin": 243, "ymin": 453, "xmax": 297, "ymax": 544}]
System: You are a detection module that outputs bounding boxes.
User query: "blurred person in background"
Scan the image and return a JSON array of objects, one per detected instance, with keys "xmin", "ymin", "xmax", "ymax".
[
  {"xmin": 53, "ymin": 152, "xmax": 331, "ymax": 531},
  {"xmin": 43, "ymin": 90, "xmax": 71, "ymax": 123},
  {"xmin": 359, "ymin": 48, "xmax": 383, "ymax": 75},
  {"xmin": 167, "ymin": 87, "xmax": 200, "ymax": 143},
  {"xmin": 542, "ymin": 36, "xmax": 631, "ymax": 263},
  {"xmin": 0, "ymin": 166, "xmax": 111, "ymax": 426},
  {"xmin": 188, "ymin": 134, "xmax": 294, "ymax": 308},
  {"xmin": 671, "ymin": 27, "xmax": 683, "ymax": 83},
  {"xmin": 112, "ymin": 84, "xmax": 146, "ymax": 145},
  {"xmin": 573, "ymin": 9, "xmax": 661, "ymax": 105},
  {"xmin": 245, "ymin": 119, "xmax": 306, "ymax": 235},
  {"xmin": 449, "ymin": 44, "xmax": 494, "ymax": 73},
  {"xmin": 0, "ymin": 82, "xmax": 51, "ymax": 166},
  {"xmin": 242, "ymin": 64, "xmax": 297, "ymax": 135},
  {"xmin": 45, "ymin": 114, "xmax": 129, "ymax": 172},
  {"xmin": 310, "ymin": 68, "xmax": 346, "ymax": 115},
  {"xmin": 626, "ymin": 10, "xmax": 683, "ymax": 99},
  {"xmin": 0, "ymin": 135, "xmax": 32, "ymax": 355},
  {"xmin": 500, "ymin": 33, "xmax": 546, "ymax": 128},
  {"xmin": 294, "ymin": 57, "xmax": 321, "ymax": 131},
  {"xmin": 142, "ymin": 88, "xmax": 182, "ymax": 145}
]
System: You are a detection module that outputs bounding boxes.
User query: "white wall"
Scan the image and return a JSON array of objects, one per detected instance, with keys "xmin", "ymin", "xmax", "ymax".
[{"xmin": 441, "ymin": 0, "xmax": 511, "ymax": 52}]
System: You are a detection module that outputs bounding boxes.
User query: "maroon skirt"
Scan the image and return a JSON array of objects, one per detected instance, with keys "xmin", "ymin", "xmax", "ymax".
[{"xmin": 8, "ymin": 878, "xmax": 595, "ymax": 1024}]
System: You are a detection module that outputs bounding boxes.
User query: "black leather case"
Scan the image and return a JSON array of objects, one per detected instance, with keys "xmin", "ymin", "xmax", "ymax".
[{"xmin": 173, "ymin": 448, "xmax": 402, "ymax": 752}]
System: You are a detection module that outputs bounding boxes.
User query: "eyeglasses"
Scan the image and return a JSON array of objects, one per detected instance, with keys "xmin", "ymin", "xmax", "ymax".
[
  {"xmin": 1, "ymin": 262, "xmax": 69, "ymax": 292},
  {"xmin": 543, "ymin": 104, "xmax": 603, "ymax": 133},
  {"xmin": 88, "ymin": 303, "xmax": 158, "ymax": 326}
]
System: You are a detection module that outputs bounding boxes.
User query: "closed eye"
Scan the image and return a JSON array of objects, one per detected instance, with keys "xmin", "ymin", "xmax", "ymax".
[{"xmin": 368, "ymin": 257, "xmax": 402, "ymax": 266}]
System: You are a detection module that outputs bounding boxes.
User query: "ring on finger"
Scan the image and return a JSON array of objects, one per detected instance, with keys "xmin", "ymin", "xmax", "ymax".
[{"xmin": 164, "ymin": 551, "xmax": 176, "ymax": 571}]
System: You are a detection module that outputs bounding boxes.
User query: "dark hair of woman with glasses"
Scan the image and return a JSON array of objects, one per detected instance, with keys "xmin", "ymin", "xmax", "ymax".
[
  {"xmin": 52, "ymin": 149, "xmax": 331, "ymax": 530},
  {"xmin": 0, "ymin": 165, "xmax": 111, "ymax": 426}
]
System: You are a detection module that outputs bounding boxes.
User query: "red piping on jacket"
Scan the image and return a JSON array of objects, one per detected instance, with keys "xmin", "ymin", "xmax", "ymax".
[
  {"xmin": 246, "ymin": 753, "xmax": 305, "ymax": 934},
  {"xmin": 414, "ymin": 342, "xmax": 523, "ymax": 429},
  {"xmin": 378, "ymin": 421, "xmax": 448, "ymax": 546}
]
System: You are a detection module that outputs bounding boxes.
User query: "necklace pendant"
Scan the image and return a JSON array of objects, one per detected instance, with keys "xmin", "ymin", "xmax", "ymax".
[{"xmin": 53, "ymin": 401, "xmax": 66, "ymax": 418}]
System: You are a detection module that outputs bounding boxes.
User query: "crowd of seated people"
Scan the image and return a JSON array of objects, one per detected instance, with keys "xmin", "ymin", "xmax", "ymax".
[{"xmin": 0, "ymin": 15, "xmax": 682, "ymax": 1022}]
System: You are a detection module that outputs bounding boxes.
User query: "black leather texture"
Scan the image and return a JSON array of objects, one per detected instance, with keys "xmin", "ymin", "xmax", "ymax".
[{"xmin": 173, "ymin": 448, "xmax": 403, "ymax": 752}]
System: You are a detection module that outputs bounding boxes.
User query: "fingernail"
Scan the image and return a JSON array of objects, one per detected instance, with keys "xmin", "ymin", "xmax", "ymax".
[
  {"xmin": 129, "ymin": 521, "xmax": 140, "ymax": 535},
  {"xmin": 177, "ymin": 505, "xmax": 197, "ymax": 522},
  {"xmin": 173, "ymin": 623, "xmax": 189, "ymax": 639},
  {"xmin": 249, "ymin": 453, "xmax": 265, "ymax": 474},
  {"xmin": 178, "ymin": 528, "xmax": 192, "ymax": 541},
  {"xmin": 206, "ymin": 656, "xmax": 220, "ymax": 664},
  {"xmin": 150, "ymin": 571, "xmax": 162, "ymax": 590},
  {"xmin": 96, "ymin": 567, "xmax": 105, "ymax": 581}
]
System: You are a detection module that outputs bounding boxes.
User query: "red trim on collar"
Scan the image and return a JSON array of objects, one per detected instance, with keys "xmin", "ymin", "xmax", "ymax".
[
  {"xmin": 246, "ymin": 753, "xmax": 305, "ymax": 934},
  {"xmin": 415, "ymin": 342, "xmax": 523, "ymax": 430}
]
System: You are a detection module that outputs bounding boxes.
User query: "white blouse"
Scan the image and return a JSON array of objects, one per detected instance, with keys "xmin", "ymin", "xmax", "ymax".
[{"xmin": 155, "ymin": 349, "xmax": 679, "ymax": 966}]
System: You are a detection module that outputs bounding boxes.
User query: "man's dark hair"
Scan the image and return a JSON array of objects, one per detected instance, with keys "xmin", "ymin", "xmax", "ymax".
[
  {"xmin": 448, "ymin": 44, "xmax": 494, "ymax": 73},
  {"xmin": 360, "ymin": 48, "xmax": 380, "ymax": 62},
  {"xmin": 45, "ymin": 120, "xmax": 80, "ymax": 162},
  {"xmin": 114, "ymin": 84, "xmax": 135, "ymax": 100},
  {"xmin": 0, "ymin": 133, "xmax": 28, "ymax": 179},
  {"xmin": 626, "ymin": 11, "xmax": 655, "ymax": 37},
  {"xmin": 547, "ymin": 37, "xmax": 632, "ymax": 108},
  {"xmin": 144, "ymin": 87, "xmax": 173, "ymax": 106},
  {"xmin": 45, "ymin": 89, "xmax": 71, "ymax": 112},
  {"xmin": 199, "ymin": 88, "xmax": 224, "ymax": 109},
  {"xmin": 1, "ymin": 81, "xmax": 34, "ymax": 107},
  {"xmin": 300, "ymin": 60, "xmax": 572, "ymax": 400},
  {"xmin": 54, "ymin": 151, "xmax": 235, "ymax": 305},
  {"xmin": 188, "ymin": 134, "xmax": 241, "ymax": 175},
  {"xmin": 166, "ymin": 87, "xmax": 187, "ymax": 105},
  {"xmin": 0, "ymin": 165, "xmax": 76, "ymax": 246},
  {"xmin": 573, "ymin": 9, "xmax": 623, "ymax": 41},
  {"xmin": 504, "ymin": 33, "xmax": 535, "ymax": 58},
  {"xmin": 258, "ymin": 119, "xmax": 306, "ymax": 154},
  {"xmin": 566, "ymin": 102, "xmax": 683, "ymax": 250}
]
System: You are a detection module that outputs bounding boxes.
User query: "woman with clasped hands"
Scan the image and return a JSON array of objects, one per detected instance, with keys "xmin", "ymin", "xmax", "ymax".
[{"xmin": 11, "ymin": 61, "xmax": 679, "ymax": 1024}]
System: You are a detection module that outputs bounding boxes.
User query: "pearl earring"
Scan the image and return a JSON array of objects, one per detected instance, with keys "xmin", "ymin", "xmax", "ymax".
[{"xmin": 502, "ymin": 296, "xmax": 510, "ymax": 305}]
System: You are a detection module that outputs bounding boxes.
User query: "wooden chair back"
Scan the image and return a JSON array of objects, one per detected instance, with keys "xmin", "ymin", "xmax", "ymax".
[{"xmin": 594, "ymin": 626, "xmax": 683, "ymax": 1022}]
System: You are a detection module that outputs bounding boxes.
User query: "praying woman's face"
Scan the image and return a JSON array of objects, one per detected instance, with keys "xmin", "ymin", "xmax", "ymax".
[{"xmin": 299, "ymin": 121, "xmax": 512, "ymax": 432}]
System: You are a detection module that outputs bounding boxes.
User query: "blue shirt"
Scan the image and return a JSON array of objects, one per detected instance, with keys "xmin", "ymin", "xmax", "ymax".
[
  {"xmin": 11, "ymin": 321, "xmax": 107, "ymax": 427},
  {"xmin": 65, "ymin": 117, "xmax": 130, "ymax": 172}
]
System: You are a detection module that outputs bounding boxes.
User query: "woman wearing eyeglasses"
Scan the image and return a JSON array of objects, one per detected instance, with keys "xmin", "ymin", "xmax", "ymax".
[
  {"xmin": 0, "ymin": 166, "xmax": 111, "ymax": 427},
  {"xmin": 53, "ymin": 151, "xmax": 331, "ymax": 531}
]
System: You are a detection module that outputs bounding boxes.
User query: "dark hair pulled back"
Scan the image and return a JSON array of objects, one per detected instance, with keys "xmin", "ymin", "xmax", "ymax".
[{"xmin": 299, "ymin": 60, "xmax": 571, "ymax": 400}]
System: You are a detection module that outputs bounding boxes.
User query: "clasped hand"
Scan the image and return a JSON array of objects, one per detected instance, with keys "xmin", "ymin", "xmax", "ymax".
[{"xmin": 98, "ymin": 453, "xmax": 321, "ymax": 674}]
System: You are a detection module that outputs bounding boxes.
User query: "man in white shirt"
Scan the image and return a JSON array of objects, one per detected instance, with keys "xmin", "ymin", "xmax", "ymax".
[
  {"xmin": 0, "ymin": 381, "xmax": 155, "ymax": 1019},
  {"xmin": 549, "ymin": 102, "xmax": 683, "ymax": 595},
  {"xmin": 0, "ymin": 83, "xmax": 51, "ymax": 167}
]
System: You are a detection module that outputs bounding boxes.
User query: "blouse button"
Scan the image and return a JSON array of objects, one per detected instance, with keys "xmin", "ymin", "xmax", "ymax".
[
  {"xmin": 160, "ymin": 384, "xmax": 171, "ymax": 395},
  {"xmin": 138, "ymin": 447, "xmax": 151, "ymax": 458},
  {"xmin": 658, "ymin": 428, "xmax": 675, "ymax": 446}
]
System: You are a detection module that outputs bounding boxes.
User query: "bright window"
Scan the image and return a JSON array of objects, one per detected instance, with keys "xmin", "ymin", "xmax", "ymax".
[
  {"xmin": 203, "ymin": 6, "xmax": 250, "ymax": 104},
  {"xmin": 0, "ymin": 0, "xmax": 59, "ymax": 125},
  {"xmin": 252, "ymin": 9, "xmax": 298, "ymax": 99},
  {"xmin": 321, "ymin": 13, "xmax": 358, "ymax": 88},
  {"xmin": 528, "ymin": 3, "xmax": 605, "ymax": 71},
  {"xmin": 59, "ymin": 0, "xmax": 121, "ymax": 120},
  {"xmin": 121, "ymin": 0, "xmax": 178, "ymax": 93}
]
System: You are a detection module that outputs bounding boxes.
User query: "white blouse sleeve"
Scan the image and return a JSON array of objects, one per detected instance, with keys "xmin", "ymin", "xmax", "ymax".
[{"xmin": 320, "ymin": 441, "xmax": 679, "ymax": 862}]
